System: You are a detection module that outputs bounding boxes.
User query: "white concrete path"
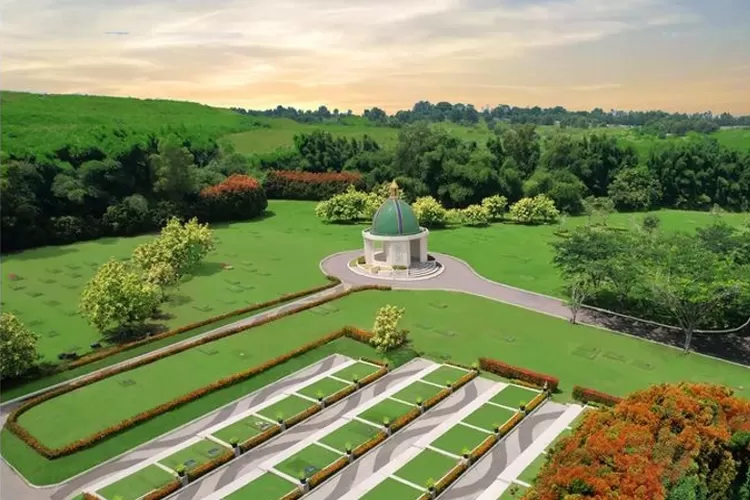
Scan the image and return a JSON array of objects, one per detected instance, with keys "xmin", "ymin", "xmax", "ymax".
[
  {"xmin": 202, "ymin": 362, "xmax": 444, "ymax": 500},
  {"xmin": 474, "ymin": 404, "xmax": 585, "ymax": 500},
  {"xmin": 83, "ymin": 358, "xmax": 359, "ymax": 495},
  {"xmin": 341, "ymin": 381, "xmax": 507, "ymax": 499}
]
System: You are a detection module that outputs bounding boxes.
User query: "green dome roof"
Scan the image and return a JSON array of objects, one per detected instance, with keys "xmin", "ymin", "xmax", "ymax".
[{"xmin": 371, "ymin": 198, "xmax": 421, "ymax": 236}]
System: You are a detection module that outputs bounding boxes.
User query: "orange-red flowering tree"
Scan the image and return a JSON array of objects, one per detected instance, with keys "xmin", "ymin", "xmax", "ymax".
[
  {"xmin": 526, "ymin": 383, "xmax": 750, "ymax": 500},
  {"xmin": 198, "ymin": 174, "xmax": 267, "ymax": 222}
]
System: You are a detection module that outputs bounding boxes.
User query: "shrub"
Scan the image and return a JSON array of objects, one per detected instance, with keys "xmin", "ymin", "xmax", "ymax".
[
  {"xmin": 445, "ymin": 208, "xmax": 464, "ymax": 225},
  {"xmin": 370, "ymin": 305, "xmax": 408, "ymax": 353},
  {"xmin": 308, "ymin": 457, "xmax": 349, "ymax": 488},
  {"xmin": 479, "ymin": 358, "xmax": 559, "ymax": 391},
  {"xmin": 470, "ymin": 435, "xmax": 497, "ymax": 461},
  {"xmin": 525, "ymin": 392, "xmax": 548, "ymax": 413},
  {"xmin": 264, "ymin": 170, "xmax": 364, "ymax": 200},
  {"xmin": 197, "ymin": 174, "xmax": 267, "ymax": 222},
  {"xmin": 324, "ymin": 385, "xmax": 356, "ymax": 406},
  {"xmin": 412, "ymin": 196, "xmax": 447, "ymax": 227},
  {"xmin": 461, "ymin": 204, "xmax": 490, "ymax": 226},
  {"xmin": 391, "ymin": 408, "xmax": 421, "ymax": 432},
  {"xmin": 572, "ymin": 385, "xmax": 623, "ymax": 407},
  {"xmin": 509, "ymin": 194, "xmax": 560, "ymax": 224},
  {"xmin": 280, "ymin": 491, "xmax": 303, "ymax": 500},
  {"xmin": 359, "ymin": 367, "xmax": 388, "ymax": 387},
  {"xmin": 186, "ymin": 450, "xmax": 234, "ymax": 481},
  {"xmin": 423, "ymin": 389, "xmax": 451, "ymax": 410},
  {"xmin": 481, "ymin": 195, "xmax": 508, "ymax": 220},
  {"xmin": 436, "ymin": 463, "xmax": 468, "ymax": 492},
  {"xmin": 352, "ymin": 431, "xmax": 387, "ymax": 458},
  {"xmin": 141, "ymin": 483, "xmax": 182, "ymax": 500},
  {"xmin": 285, "ymin": 404, "xmax": 321, "ymax": 428}
]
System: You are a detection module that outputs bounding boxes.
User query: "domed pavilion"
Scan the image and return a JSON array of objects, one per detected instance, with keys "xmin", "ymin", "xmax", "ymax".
[{"xmin": 361, "ymin": 181, "xmax": 432, "ymax": 276}]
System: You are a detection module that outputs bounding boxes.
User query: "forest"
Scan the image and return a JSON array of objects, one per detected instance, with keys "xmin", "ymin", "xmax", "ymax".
[{"xmin": 2, "ymin": 91, "xmax": 750, "ymax": 253}]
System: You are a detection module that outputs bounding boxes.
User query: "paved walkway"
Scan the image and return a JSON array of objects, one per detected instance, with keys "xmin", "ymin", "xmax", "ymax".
[{"xmin": 321, "ymin": 251, "xmax": 750, "ymax": 366}]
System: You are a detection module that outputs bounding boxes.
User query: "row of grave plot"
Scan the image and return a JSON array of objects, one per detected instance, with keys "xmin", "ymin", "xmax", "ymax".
[
  {"xmin": 91, "ymin": 359, "xmax": 383, "ymax": 500},
  {"xmin": 359, "ymin": 384, "xmax": 541, "ymax": 500},
  {"xmin": 215, "ymin": 364, "xmax": 473, "ymax": 500}
]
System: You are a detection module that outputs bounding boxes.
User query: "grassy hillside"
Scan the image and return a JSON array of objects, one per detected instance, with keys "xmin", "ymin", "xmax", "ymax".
[{"xmin": 0, "ymin": 91, "xmax": 262, "ymax": 159}]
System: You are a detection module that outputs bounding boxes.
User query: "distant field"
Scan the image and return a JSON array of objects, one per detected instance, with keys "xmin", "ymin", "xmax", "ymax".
[{"xmin": 227, "ymin": 119, "xmax": 750, "ymax": 157}]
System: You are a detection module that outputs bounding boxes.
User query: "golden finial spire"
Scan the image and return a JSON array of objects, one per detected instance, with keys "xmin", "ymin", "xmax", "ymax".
[{"xmin": 389, "ymin": 180, "xmax": 399, "ymax": 198}]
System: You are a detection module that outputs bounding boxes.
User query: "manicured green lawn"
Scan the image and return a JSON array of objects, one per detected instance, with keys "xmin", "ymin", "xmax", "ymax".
[
  {"xmin": 256, "ymin": 395, "xmax": 316, "ymax": 422},
  {"xmin": 358, "ymin": 398, "xmax": 415, "ymax": 425},
  {"xmin": 224, "ymin": 472, "xmax": 297, "ymax": 500},
  {"xmin": 97, "ymin": 464, "xmax": 175, "ymax": 500},
  {"xmin": 275, "ymin": 443, "xmax": 342, "ymax": 479},
  {"xmin": 391, "ymin": 380, "xmax": 444, "ymax": 405},
  {"xmin": 422, "ymin": 365, "xmax": 468, "ymax": 387},
  {"xmin": 296, "ymin": 377, "xmax": 351, "ymax": 401},
  {"xmin": 319, "ymin": 420, "xmax": 381, "ymax": 451},
  {"xmin": 517, "ymin": 454, "xmax": 549, "ymax": 485},
  {"xmin": 1, "ymin": 337, "xmax": 390, "ymax": 485},
  {"xmin": 394, "ymin": 449, "xmax": 458, "ymax": 487},
  {"xmin": 499, "ymin": 483, "xmax": 529, "ymax": 499},
  {"xmin": 491, "ymin": 385, "xmax": 540, "ymax": 408},
  {"xmin": 360, "ymin": 477, "xmax": 424, "ymax": 500},
  {"xmin": 462, "ymin": 405, "xmax": 516, "ymax": 432},
  {"xmin": 159, "ymin": 439, "xmax": 227, "ymax": 471},
  {"xmin": 213, "ymin": 414, "xmax": 275, "ymax": 444},
  {"xmin": 331, "ymin": 361, "xmax": 381, "ymax": 383},
  {"xmin": 430, "ymin": 424, "xmax": 492, "ymax": 456}
]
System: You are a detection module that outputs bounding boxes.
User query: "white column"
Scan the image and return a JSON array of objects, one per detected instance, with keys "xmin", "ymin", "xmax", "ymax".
[
  {"xmin": 419, "ymin": 234, "xmax": 428, "ymax": 263},
  {"xmin": 364, "ymin": 237, "xmax": 374, "ymax": 264}
]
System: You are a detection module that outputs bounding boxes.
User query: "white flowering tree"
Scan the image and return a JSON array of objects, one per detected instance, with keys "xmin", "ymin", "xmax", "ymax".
[
  {"xmin": 133, "ymin": 217, "xmax": 214, "ymax": 279},
  {"xmin": 412, "ymin": 196, "xmax": 447, "ymax": 227},
  {"xmin": 370, "ymin": 305, "xmax": 408, "ymax": 353}
]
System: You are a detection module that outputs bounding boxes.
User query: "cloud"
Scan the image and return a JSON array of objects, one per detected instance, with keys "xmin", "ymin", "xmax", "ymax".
[{"xmin": 2, "ymin": 0, "xmax": 746, "ymax": 113}]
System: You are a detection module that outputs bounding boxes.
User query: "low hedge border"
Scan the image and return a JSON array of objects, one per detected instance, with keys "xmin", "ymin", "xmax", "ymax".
[
  {"xmin": 572, "ymin": 385, "xmax": 622, "ymax": 407},
  {"xmin": 478, "ymin": 357, "xmax": 559, "ymax": 391},
  {"xmin": 353, "ymin": 431, "xmax": 387, "ymax": 458},
  {"xmin": 7, "ymin": 285, "xmax": 389, "ymax": 459},
  {"xmin": 186, "ymin": 449, "xmax": 234, "ymax": 481},
  {"xmin": 324, "ymin": 384, "xmax": 356, "ymax": 406},
  {"xmin": 142, "ymin": 480, "xmax": 181, "ymax": 500},
  {"xmin": 280, "ymin": 490, "xmax": 303, "ymax": 500},
  {"xmin": 525, "ymin": 391, "xmax": 548, "ymax": 414},
  {"xmin": 64, "ymin": 277, "xmax": 342, "ymax": 372},
  {"xmin": 435, "ymin": 462, "xmax": 469, "ymax": 493},
  {"xmin": 308, "ymin": 456, "xmax": 349, "ymax": 488},
  {"xmin": 240, "ymin": 424, "xmax": 281, "ymax": 453},
  {"xmin": 285, "ymin": 404, "xmax": 322, "ymax": 429}
]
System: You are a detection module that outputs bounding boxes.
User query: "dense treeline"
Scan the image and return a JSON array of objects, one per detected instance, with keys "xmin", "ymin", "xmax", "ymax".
[
  {"xmin": 265, "ymin": 123, "xmax": 750, "ymax": 213},
  {"xmin": 235, "ymin": 100, "xmax": 750, "ymax": 135}
]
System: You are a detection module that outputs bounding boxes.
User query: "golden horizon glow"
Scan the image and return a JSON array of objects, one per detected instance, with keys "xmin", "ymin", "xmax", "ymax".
[{"xmin": 2, "ymin": 0, "xmax": 749, "ymax": 114}]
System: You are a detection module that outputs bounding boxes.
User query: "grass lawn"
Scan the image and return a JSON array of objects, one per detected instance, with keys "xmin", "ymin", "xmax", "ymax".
[
  {"xmin": 430, "ymin": 424, "xmax": 492, "ymax": 456},
  {"xmin": 331, "ymin": 361, "xmax": 382, "ymax": 382},
  {"xmin": 360, "ymin": 477, "xmax": 425, "ymax": 500},
  {"xmin": 499, "ymin": 483, "xmax": 530, "ymax": 499},
  {"xmin": 212, "ymin": 414, "xmax": 275, "ymax": 444},
  {"xmin": 462, "ymin": 404, "xmax": 517, "ymax": 432},
  {"xmin": 394, "ymin": 448, "xmax": 458, "ymax": 487},
  {"xmin": 275, "ymin": 443, "xmax": 342, "ymax": 479},
  {"xmin": 491, "ymin": 385, "xmax": 540, "ymax": 408},
  {"xmin": 159, "ymin": 439, "xmax": 227, "ymax": 471},
  {"xmin": 358, "ymin": 397, "xmax": 416, "ymax": 425},
  {"xmin": 517, "ymin": 454, "xmax": 549, "ymax": 485},
  {"xmin": 1, "ymin": 337, "xmax": 393, "ymax": 485},
  {"xmin": 391, "ymin": 380, "xmax": 445, "ymax": 405},
  {"xmin": 319, "ymin": 420, "xmax": 381, "ymax": 451},
  {"xmin": 97, "ymin": 464, "xmax": 175, "ymax": 500},
  {"xmin": 224, "ymin": 472, "xmax": 297, "ymax": 500},
  {"xmin": 296, "ymin": 377, "xmax": 351, "ymax": 401},
  {"xmin": 256, "ymin": 395, "xmax": 316, "ymax": 423},
  {"xmin": 421, "ymin": 365, "xmax": 468, "ymax": 387}
]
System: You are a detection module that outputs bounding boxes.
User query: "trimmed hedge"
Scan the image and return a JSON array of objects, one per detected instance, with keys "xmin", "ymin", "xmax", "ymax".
[
  {"xmin": 478, "ymin": 358, "xmax": 559, "ymax": 391},
  {"xmin": 353, "ymin": 431, "xmax": 387, "ymax": 458},
  {"xmin": 572, "ymin": 385, "xmax": 623, "ymax": 407},
  {"xmin": 142, "ymin": 481, "xmax": 181, "ymax": 500},
  {"xmin": 264, "ymin": 170, "xmax": 364, "ymax": 200},
  {"xmin": 7, "ymin": 285, "xmax": 390, "ymax": 459},
  {"xmin": 186, "ymin": 449, "xmax": 234, "ymax": 481},
  {"xmin": 196, "ymin": 174, "xmax": 268, "ymax": 223},
  {"xmin": 391, "ymin": 408, "xmax": 421, "ymax": 433},
  {"xmin": 470, "ymin": 434, "xmax": 497, "ymax": 461},
  {"xmin": 63, "ymin": 277, "xmax": 342, "ymax": 372},
  {"xmin": 436, "ymin": 462, "xmax": 469, "ymax": 493},
  {"xmin": 525, "ymin": 391, "xmax": 548, "ymax": 414},
  {"xmin": 285, "ymin": 404, "xmax": 322, "ymax": 429},
  {"xmin": 308, "ymin": 456, "xmax": 349, "ymax": 488},
  {"xmin": 280, "ymin": 490, "xmax": 303, "ymax": 500},
  {"xmin": 324, "ymin": 384, "xmax": 356, "ymax": 406},
  {"xmin": 240, "ymin": 424, "xmax": 281, "ymax": 452}
]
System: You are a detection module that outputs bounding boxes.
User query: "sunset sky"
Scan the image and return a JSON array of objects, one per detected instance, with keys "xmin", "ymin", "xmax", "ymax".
[{"xmin": 2, "ymin": 0, "xmax": 749, "ymax": 114}]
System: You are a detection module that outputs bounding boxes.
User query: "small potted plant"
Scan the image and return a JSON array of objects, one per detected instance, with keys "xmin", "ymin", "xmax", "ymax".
[
  {"xmin": 520, "ymin": 400, "xmax": 527, "ymax": 414},
  {"xmin": 353, "ymin": 376, "xmax": 360, "ymax": 388},
  {"xmin": 461, "ymin": 447, "xmax": 471, "ymax": 464},
  {"xmin": 298, "ymin": 471, "xmax": 309, "ymax": 492},
  {"xmin": 345, "ymin": 441, "xmax": 354, "ymax": 462},
  {"xmin": 383, "ymin": 416, "xmax": 392, "ymax": 436},
  {"xmin": 416, "ymin": 396, "xmax": 424, "ymax": 414},
  {"xmin": 493, "ymin": 423, "xmax": 501, "ymax": 436},
  {"xmin": 276, "ymin": 411, "xmax": 286, "ymax": 430},
  {"xmin": 316, "ymin": 390, "xmax": 326, "ymax": 407},
  {"xmin": 175, "ymin": 465, "xmax": 188, "ymax": 486},
  {"xmin": 471, "ymin": 360, "xmax": 480, "ymax": 373},
  {"xmin": 229, "ymin": 437, "xmax": 240, "ymax": 457},
  {"xmin": 446, "ymin": 379, "xmax": 453, "ymax": 393},
  {"xmin": 426, "ymin": 478, "xmax": 436, "ymax": 498}
]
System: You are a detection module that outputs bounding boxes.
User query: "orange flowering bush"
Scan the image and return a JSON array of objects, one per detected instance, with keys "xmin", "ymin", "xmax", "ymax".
[
  {"xmin": 498, "ymin": 412, "xmax": 523, "ymax": 437},
  {"xmin": 424, "ymin": 389, "xmax": 451, "ymax": 410},
  {"xmin": 478, "ymin": 358, "xmax": 559, "ymax": 391},
  {"xmin": 324, "ymin": 384, "xmax": 357, "ymax": 406},
  {"xmin": 572, "ymin": 385, "xmax": 623, "ymax": 407},
  {"xmin": 528, "ymin": 383, "xmax": 750, "ymax": 500},
  {"xmin": 280, "ymin": 489, "xmax": 303, "ymax": 500},
  {"xmin": 360, "ymin": 367, "xmax": 388, "ymax": 387},
  {"xmin": 436, "ymin": 463, "xmax": 468, "ymax": 492},
  {"xmin": 470, "ymin": 435, "xmax": 498, "ymax": 461},
  {"xmin": 391, "ymin": 408, "xmax": 421, "ymax": 432},
  {"xmin": 309, "ymin": 457, "xmax": 349, "ymax": 488},
  {"xmin": 186, "ymin": 450, "xmax": 234, "ymax": 481},
  {"xmin": 197, "ymin": 174, "xmax": 267, "ymax": 223},
  {"xmin": 453, "ymin": 370, "xmax": 478, "ymax": 389}
]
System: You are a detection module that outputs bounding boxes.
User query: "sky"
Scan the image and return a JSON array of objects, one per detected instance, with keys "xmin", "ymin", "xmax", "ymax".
[{"xmin": 2, "ymin": 0, "xmax": 749, "ymax": 114}]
